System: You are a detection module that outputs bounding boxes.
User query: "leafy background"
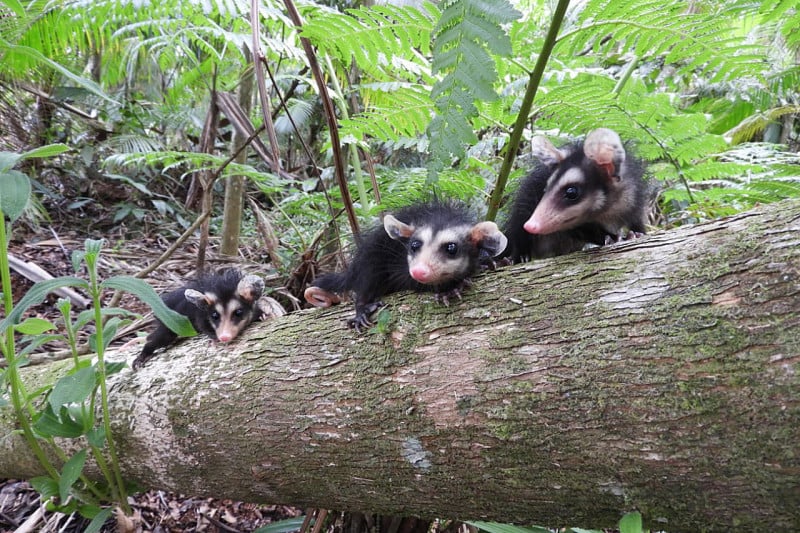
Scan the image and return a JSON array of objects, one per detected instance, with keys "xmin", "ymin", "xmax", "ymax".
[{"xmin": 2, "ymin": 0, "xmax": 798, "ymax": 261}]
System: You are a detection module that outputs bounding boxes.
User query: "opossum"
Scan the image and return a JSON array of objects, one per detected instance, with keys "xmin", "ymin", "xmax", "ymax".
[
  {"xmin": 133, "ymin": 269, "xmax": 264, "ymax": 368},
  {"xmin": 304, "ymin": 201, "xmax": 508, "ymax": 331},
  {"xmin": 502, "ymin": 128, "xmax": 650, "ymax": 262}
]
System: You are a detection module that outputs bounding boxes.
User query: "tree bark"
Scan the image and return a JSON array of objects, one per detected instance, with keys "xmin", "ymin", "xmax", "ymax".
[{"xmin": 2, "ymin": 200, "xmax": 799, "ymax": 532}]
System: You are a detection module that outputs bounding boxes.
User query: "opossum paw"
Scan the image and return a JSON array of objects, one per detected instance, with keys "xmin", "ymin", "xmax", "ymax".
[
  {"xmin": 435, "ymin": 279, "xmax": 472, "ymax": 306},
  {"xmin": 606, "ymin": 231, "xmax": 645, "ymax": 246},
  {"xmin": 479, "ymin": 256, "xmax": 510, "ymax": 271},
  {"xmin": 348, "ymin": 301, "xmax": 385, "ymax": 332}
]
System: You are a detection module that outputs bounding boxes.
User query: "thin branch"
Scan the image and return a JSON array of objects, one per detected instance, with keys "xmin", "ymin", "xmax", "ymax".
[
  {"xmin": 486, "ymin": 0, "xmax": 571, "ymax": 221},
  {"xmin": 282, "ymin": 0, "xmax": 360, "ymax": 236}
]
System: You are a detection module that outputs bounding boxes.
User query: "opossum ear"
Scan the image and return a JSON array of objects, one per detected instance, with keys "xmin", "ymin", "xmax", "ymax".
[
  {"xmin": 304, "ymin": 286, "xmax": 342, "ymax": 308},
  {"xmin": 184, "ymin": 288, "xmax": 212, "ymax": 309},
  {"xmin": 237, "ymin": 274, "xmax": 264, "ymax": 303},
  {"xmin": 531, "ymin": 136, "xmax": 566, "ymax": 167},
  {"xmin": 470, "ymin": 221, "xmax": 508, "ymax": 257},
  {"xmin": 384, "ymin": 214, "xmax": 415, "ymax": 240},
  {"xmin": 584, "ymin": 128, "xmax": 626, "ymax": 180}
]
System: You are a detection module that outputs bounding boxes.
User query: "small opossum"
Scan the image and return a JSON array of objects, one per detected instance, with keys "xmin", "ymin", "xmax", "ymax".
[
  {"xmin": 133, "ymin": 269, "xmax": 264, "ymax": 369},
  {"xmin": 502, "ymin": 128, "xmax": 650, "ymax": 262},
  {"xmin": 304, "ymin": 201, "xmax": 508, "ymax": 331}
]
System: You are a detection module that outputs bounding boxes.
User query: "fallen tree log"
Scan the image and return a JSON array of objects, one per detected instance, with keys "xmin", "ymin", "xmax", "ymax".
[{"xmin": 1, "ymin": 199, "xmax": 799, "ymax": 532}]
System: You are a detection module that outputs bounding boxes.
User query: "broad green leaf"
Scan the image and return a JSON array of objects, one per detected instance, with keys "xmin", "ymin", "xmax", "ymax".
[
  {"xmin": 86, "ymin": 426, "xmax": 106, "ymax": 447},
  {"xmin": 18, "ymin": 334, "xmax": 63, "ymax": 357},
  {"xmin": 0, "ymin": 277, "xmax": 89, "ymax": 333},
  {"xmin": 33, "ymin": 405, "xmax": 85, "ymax": 438},
  {"xmin": 619, "ymin": 511, "xmax": 643, "ymax": 533},
  {"xmin": 0, "ymin": 152, "xmax": 22, "ymax": 172},
  {"xmin": 253, "ymin": 516, "xmax": 308, "ymax": 533},
  {"xmin": 49, "ymin": 366, "xmax": 96, "ymax": 411},
  {"xmin": 467, "ymin": 522, "xmax": 552, "ymax": 533},
  {"xmin": 59, "ymin": 449, "xmax": 87, "ymax": 502},
  {"xmin": 106, "ymin": 361, "xmax": 127, "ymax": 376},
  {"xmin": 83, "ymin": 506, "xmax": 113, "ymax": 533},
  {"xmin": 20, "ymin": 144, "xmax": 70, "ymax": 160},
  {"xmin": 0, "ymin": 170, "xmax": 31, "ymax": 222},
  {"xmin": 29, "ymin": 476, "xmax": 59, "ymax": 500},
  {"xmin": 14, "ymin": 317, "xmax": 57, "ymax": 335},
  {"xmin": 101, "ymin": 317, "xmax": 123, "ymax": 351},
  {"xmin": 102, "ymin": 275, "xmax": 196, "ymax": 336}
]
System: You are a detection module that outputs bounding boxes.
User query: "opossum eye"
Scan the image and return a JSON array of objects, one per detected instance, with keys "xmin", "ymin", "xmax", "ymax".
[
  {"xmin": 564, "ymin": 185, "xmax": 581, "ymax": 201},
  {"xmin": 444, "ymin": 242, "xmax": 458, "ymax": 256},
  {"xmin": 233, "ymin": 308, "xmax": 244, "ymax": 318},
  {"xmin": 210, "ymin": 311, "xmax": 221, "ymax": 320},
  {"xmin": 410, "ymin": 239, "xmax": 423, "ymax": 253}
]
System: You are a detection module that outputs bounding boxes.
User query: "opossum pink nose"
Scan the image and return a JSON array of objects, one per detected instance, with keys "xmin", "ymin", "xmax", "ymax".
[
  {"xmin": 217, "ymin": 333, "xmax": 233, "ymax": 342},
  {"xmin": 523, "ymin": 217, "xmax": 543, "ymax": 234},
  {"xmin": 410, "ymin": 265, "xmax": 434, "ymax": 283}
]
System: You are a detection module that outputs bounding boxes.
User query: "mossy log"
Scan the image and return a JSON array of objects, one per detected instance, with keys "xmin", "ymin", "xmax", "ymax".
[{"xmin": 1, "ymin": 199, "xmax": 799, "ymax": 532}]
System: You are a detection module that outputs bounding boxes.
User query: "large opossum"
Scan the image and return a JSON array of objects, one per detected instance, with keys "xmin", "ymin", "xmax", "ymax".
[
  {"xmin": 304, "ymin": 201, "xmax": 508, "ymax": 331},
  {"xmin": 133, "ymin": 269, "xmax": 264, "ymax": 368},
  {"xmin": 502, "ymin": 128, "xmax": 650, "ymax": 262}
]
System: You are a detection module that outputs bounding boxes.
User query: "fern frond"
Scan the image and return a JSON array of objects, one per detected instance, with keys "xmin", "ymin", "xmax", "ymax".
[
  {"xmin": 301, "ymin": 3, "xmax": 439, "ymax": 79},
  {"xmin": 559, "ymin": 0, "xmax": 766, "ymax": 83},
  {"xmin": 725, "ymin": 104, "xmax": 800, "ymax": 144},
  {"xmin": 341, "ymin": 84, "xmax": 433, "ymax": 142},
  {"xmin": 427, "ymin": 0, "xmax": 520, "ymax": 174}
]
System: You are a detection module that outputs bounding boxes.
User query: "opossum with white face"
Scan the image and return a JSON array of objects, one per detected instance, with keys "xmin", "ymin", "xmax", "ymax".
[
  {"xmin": 502, "ymin": 128, "xmax": 650, "ymax": 263},
  {"xmin": 133, "ymin": 269, "xmax": 264, "ymax": 369},
  {"xmin": 304, "ymin": 201, "xmax": 508, "ymax": 331}
]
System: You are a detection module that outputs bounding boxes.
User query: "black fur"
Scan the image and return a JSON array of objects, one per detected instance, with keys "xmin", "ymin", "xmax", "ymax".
[
  {"xmin": 134, "ymin": 269, "xmax": 263, "ymax": 368},
  {"xmin": 310, "ymin": 201, "xmax": 496, "ymax": 330},
  {"xmin": 502, "ymin": 140, "xmax": 649, "ymax": 263}
]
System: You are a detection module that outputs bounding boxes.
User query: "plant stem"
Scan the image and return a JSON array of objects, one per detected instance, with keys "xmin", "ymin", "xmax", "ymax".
[
  {"xmin": 486, "ymin": 0, "xmax": 571, "ymax": 221},
  {"xmin": 86, "ymin": 251, "xmax": 131, "ymax": 515},
  {"xmin": 0, "ymin": 213, "xmax": 60, "ymax": 480}
]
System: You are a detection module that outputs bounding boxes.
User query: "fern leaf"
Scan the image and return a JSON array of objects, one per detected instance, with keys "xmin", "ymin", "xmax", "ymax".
[{"xmin": 427, "ymin": 0, "xmax": 520, "ymax": 176}]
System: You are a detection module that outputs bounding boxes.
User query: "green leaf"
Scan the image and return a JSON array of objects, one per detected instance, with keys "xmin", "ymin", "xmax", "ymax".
[
  {"xmin": 86, "ymin": 426, "xmax": 106, "ymax": 447},
  {"xmin": 101, "ymin": 316, "xmax": 123, "ymax": 351},
  {"xmin": 0, "ymin": 169, "xmax": 32, "ymax": 222},
  {"xmin": 19, "ymin": 144, "xmax": 70, "ymax": 160},
  {"xmin": 0, "ymin": 277, "xmax": 89, "ymax": 333},
  {"xmin": 83, "ymin": 506, "xmax": 113, "ymax": 533},
  {"xmin": 619, "ymin": 511, "xmax": 643, "ymax": 533},
  {"xmin": 29, "ymin": 476, "xmax": 59, "ymax": 500},
  {"xmin": 49, "ymin": 366, "xmax": 97, "ymax": 411},
  {"xmin": 253, "ymin": 516, "xmax": 309, "ymax": 533},
  {"xmin": 102, "ymin": 275, "xmax": 196, "ymax": 336},
  {"xmin": 0, "ymin": 152, "xmax": 22, "ymax": 173},
  {"xmin": 59, "ymin": 449, "xmax": 87, "ymax": 502},
  {"xmin": 105, "ymin": 361, "xmax": 128, "ymax": 376},
  {"xmin": 71, "ymin": 249, "xmax": 85, "ymax": 273},
  {"xmin": 33, "ymin": 405, "xmax": 85, "ymax": 438},
  {"xmin": 467, "ymin": 522, "xmax": 552, "ymax": 533},
  {"xmin": 14, "ymin": 317, "xmax": 57, "ymax": 335}
]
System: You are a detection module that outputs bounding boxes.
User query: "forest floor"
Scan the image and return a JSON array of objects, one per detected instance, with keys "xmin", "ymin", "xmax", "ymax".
[{"xmin": 1, "ymin": 212, "xmax": 306, "ymax": 532}]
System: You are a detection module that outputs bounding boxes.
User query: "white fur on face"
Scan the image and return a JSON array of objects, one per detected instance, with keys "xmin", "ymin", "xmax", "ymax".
[{"xmin": 407, "ymin": 225, "xmax": 473, "ymax": 285}]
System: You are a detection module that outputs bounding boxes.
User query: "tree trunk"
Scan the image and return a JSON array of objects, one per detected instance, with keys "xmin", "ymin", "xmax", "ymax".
[
  {"xmin": 2, "ymin": 200, "xmax": 799, "ymax": 532},
  {"xmin": 220, "ymin": 47, "xmax": 255, "ymax": 257}
]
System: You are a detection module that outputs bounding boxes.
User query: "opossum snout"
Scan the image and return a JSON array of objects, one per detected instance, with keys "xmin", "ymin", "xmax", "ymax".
[
  {"xmin": 410, "ymin": 264, "xmax": 434, "ymax": 283},
  {"xmin": 217, "ymin": 330, "xmax": 235, "ymax": 342},
  {"xmin": 523, "ymin": 217, "xmax": 545, "ymax": 234}
]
